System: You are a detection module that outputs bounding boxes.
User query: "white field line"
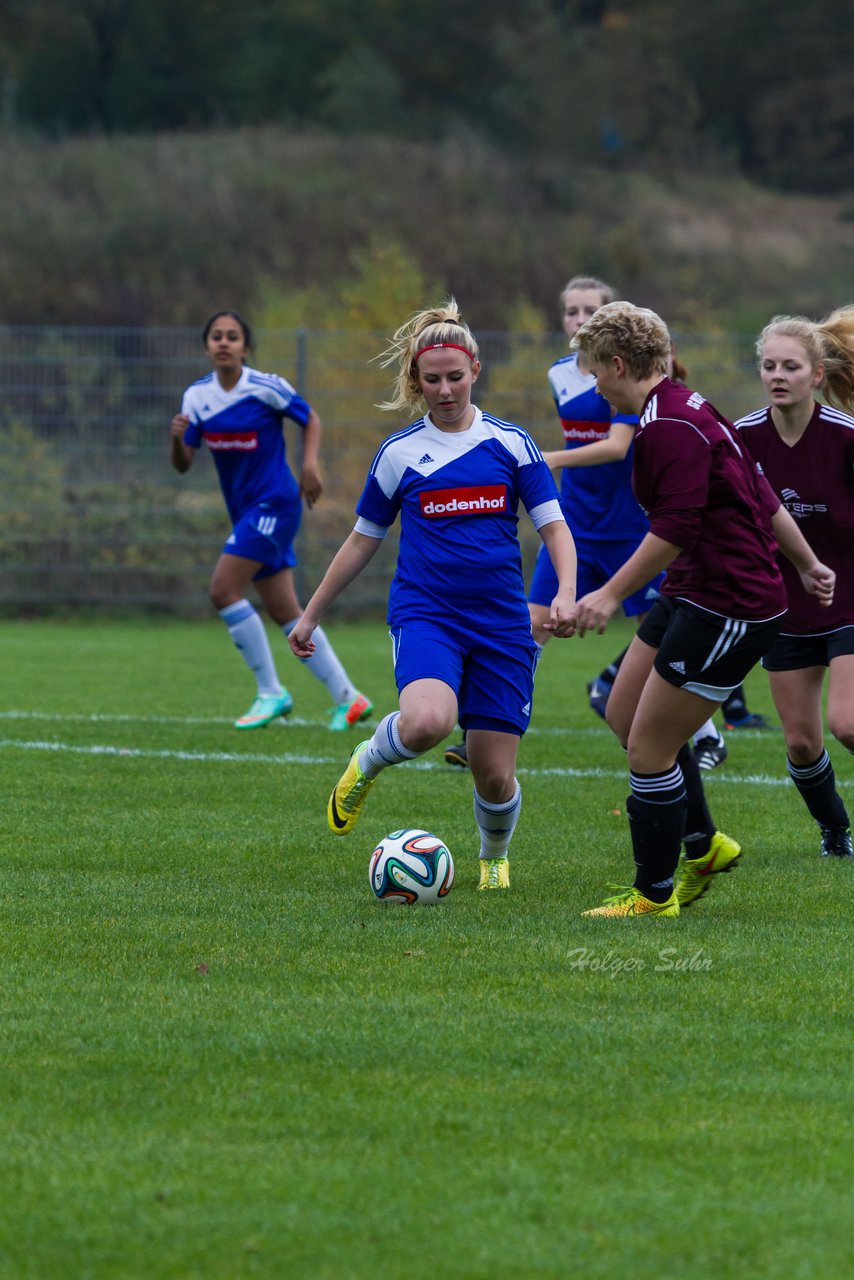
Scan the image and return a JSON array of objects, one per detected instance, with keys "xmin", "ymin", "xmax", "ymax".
[
  {"xmin": 0, "ymin": 719, "xmax": 847, "ymax": 788},
  {"xmin": 0, "ymin": 708, "xmax": 777, "ymax": 740}
]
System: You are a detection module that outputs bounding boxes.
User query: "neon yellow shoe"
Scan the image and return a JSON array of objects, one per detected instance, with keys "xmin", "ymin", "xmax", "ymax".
[
  {"xmin": 327, "ymin": 740, "xmax": 375, "ymax": 836},
  {"xmin": 478, "ymin": 857, "xmax": 510, "ymax": 890},
  {"xmin": 582, "ymin": 885, "xmax": 680, "ymax": 918},
  {"xmin": 327, "ymin": 693, "xmax": 374, "ymax": 732},
  {"xmin": 234, "ymin": 691, "xmax": 294, "ymax": 729},
  {"xmin": 677, "ymin": 831, "xmax": 742, "ymax": 907}
]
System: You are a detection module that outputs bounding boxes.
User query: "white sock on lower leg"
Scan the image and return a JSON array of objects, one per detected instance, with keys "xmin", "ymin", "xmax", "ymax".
[
  {"xmin": 283, "ymin": 619, "xmax": 356, "ymax": 705},
  {"xmin": 220, "ymin": 600, "xmax": 282, "ymax": 696}
]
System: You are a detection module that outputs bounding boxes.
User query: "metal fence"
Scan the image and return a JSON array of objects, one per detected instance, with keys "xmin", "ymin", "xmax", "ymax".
[{"xmin": 0, "ymin": 324, "xmax": 761, "ymax": 615}]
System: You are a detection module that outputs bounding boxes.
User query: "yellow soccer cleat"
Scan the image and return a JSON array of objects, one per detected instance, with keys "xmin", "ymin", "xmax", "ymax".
[
  {"xmin": 327, "ymin": 740, "xmax": 375, "ymax": 836},
  {"xmin": 677, "ymin": 831, "xmax": 742, "ymax": 907},
  {"xmin": 478, "ymin": 857, "xmax": 510, "ymax": 890},
  {"xmin": 582, "ymin": 885, "xmax": 680, "ymax": 918}
]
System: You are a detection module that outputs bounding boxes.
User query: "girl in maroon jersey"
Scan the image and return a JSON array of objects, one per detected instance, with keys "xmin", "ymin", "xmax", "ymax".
[
  {"xmin": 736, "ymin": 308, "xmax": 854, "ymax": 858},
  {"xmin": 567, "ymin": 301, "xmax": 835, "ymax": 918}
]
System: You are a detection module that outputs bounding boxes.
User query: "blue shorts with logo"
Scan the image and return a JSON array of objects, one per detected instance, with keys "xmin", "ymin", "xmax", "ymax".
[
  {"xmin": 389, "ymin": 617, "xmax": 539, "ymax": 736},
  {"xmin": 223, "ymin": 500, "xmax": 301, "ymax": 581},
  {"xmin": 528, "ymin": 535, "xmax": 662, "ymax": 618}
]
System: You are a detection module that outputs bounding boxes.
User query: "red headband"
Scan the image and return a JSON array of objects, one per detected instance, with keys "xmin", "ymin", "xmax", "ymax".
[{"xmin": 414, "ymin": 342, "xmax": 476, "ymax": 362}]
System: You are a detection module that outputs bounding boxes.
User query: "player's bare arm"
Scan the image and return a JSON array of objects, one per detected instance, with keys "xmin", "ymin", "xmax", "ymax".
[
  {"xmin": 542, "ymin": 422, "xmax": 635, "ymax": 471},
  {"xmin": 288, "ymin": 531, "xmax": 384, "ymax": 656},
  {"xmin": 538, "ymin": 519, "xmax": 577, "ymax": 636},
  {"xmin": 770, "ymin": 505, "xmax": 835, "ymax": 606},
  {"xmin": 170, "ymin": 414, "xmax": 194, "ymax": 472},
  {"xmin": 571, "ymin": 532, "xmax": 681, "ymax": 636},
  {"xmin": 298, "ymin": 408, "xmax": 324, "ymax": 507}
]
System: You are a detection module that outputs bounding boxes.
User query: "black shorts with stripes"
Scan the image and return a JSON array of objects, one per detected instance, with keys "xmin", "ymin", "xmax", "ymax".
[
  {"xmin": 636, "ymin": 597, "xmax": 782, "ymax": 703},
  {"xmin": 762, "ymin": 624, "xmax": 854, "ymax": 671}
]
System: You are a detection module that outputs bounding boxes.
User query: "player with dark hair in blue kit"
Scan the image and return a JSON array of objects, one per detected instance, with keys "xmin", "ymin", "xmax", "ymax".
[
  {"xmin": 171, "ymin": 310, "xmax": 371, "ymax": 731},
  {"xmin": 289, "ymin": 299, "xmax": 577, "ymax": 891}
]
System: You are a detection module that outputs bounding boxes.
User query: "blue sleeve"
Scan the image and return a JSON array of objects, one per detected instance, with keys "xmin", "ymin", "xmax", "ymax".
[
  {"xmin": 518, "ymin": 455, "xmax": 561, "ymax": 514},
  {"xmin": 356, "ymin": 472, "xmax": 399, "ymax": 528},
  {"xmin": 283, "ymin": 393, "xmax": 312, "ymax": 428}
]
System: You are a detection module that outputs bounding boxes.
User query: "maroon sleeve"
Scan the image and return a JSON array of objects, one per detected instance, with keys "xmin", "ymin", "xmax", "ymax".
[
  {"xmin": 640, "ymin": 420, "xmax": 710, "ymax": 549},
  {"xmin": 756, "ymin": 469, "xmax": 782, "ymax": 517}
]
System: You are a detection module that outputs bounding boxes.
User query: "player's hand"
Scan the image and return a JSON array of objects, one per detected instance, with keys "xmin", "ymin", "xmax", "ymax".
[
  {"xmin": 801, "ymin": 561, "xmax": 835, "ymax": 606},
  {"xmin": 569, "ymin": 587, "xmax": 620, "ymax": 637},
  {"xmin": 543, "ymin": 591, "xmax": 577, "ymax": 638},
  {"xmin": 170, "ymin": 413, "xmax": 189, "ymax": 438},
  {"xmin": 300, "ymin": 465, "xmax": 323, "ymax": 509},
  {"xmin": 288, "ymin": 616, "xmax": 317, "ymax": 657}
]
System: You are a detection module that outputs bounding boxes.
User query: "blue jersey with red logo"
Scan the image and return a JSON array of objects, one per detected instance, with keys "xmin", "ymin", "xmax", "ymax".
[
  {"xmin": 181, "ymin": 366, "xmax": 311, "ymax": 523},
  {"xmin": 354, "ymin": 407, "xmax": 564, "ymax": 630},
  {"xmin": 548, "ymin": 352, "xmax": 647, "ymax": 541}
]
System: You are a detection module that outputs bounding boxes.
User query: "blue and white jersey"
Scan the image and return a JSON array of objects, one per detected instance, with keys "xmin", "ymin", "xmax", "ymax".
[
  {"xmin": 181, "ymin": 365, "xmax": 311, "ymax": 523},
  {"xmin": 548, "ymin": 352, "xmax": 646, "ymax": 541},
  {"xmin": 354, "ymin": 406, "xmax": 564, "ymax": 631}
]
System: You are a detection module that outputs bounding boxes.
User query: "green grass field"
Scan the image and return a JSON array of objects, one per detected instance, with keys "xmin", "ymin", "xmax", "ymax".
[{"xmin": 1, "ymin": 617, "xmax": 851, "ymax": 1279}]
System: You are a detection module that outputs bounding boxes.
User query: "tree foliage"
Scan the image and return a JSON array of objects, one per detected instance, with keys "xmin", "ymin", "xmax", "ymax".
[{"xmin": 2, "ymin": 0, "xmax": 851, "ymax": 193}]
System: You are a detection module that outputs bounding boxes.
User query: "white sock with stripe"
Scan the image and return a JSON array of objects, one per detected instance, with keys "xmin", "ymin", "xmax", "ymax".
[
  {"xmin": 474, "ymin": 782, "xmax": 521, "ymax": 860},
  {"xmin": 358, "ymin": 713, "xmax": 421, "ymax": 778},
  {"xmin": 219, "ymin": 600, "xmax": 282, "ymax": 696},
  {"xmin": 283, "ymin": 618, "xmax": 357, "ymax": 705}
]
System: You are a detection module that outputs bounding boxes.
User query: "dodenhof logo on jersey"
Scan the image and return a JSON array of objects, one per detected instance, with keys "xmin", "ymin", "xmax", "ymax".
[
  {"xmin": 205, "ymin": 431, "xmax": 259, "ymax": 451},
  {"xmin": 420, "ymin": 485, "xmax": 507, "ymax": 517}
]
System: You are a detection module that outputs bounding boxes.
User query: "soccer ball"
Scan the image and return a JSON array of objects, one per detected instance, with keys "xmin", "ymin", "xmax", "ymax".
[{"xmin": 369, "ymin": 829, "xmax": 455, "ymax": 905}]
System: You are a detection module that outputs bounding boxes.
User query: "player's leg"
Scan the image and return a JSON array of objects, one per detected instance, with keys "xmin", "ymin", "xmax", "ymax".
[
  {"xmin": 769, "ymin": 662, "xmax": 851, "ymax": 857},
  {"xmin": 209, "ymin": 552, "xmax": 292, "ymax": 728},
  {"xmin": 585, "ymin": 600, "xmax": 768, "ymax": 917},
  {"xmin": 824, "ymin": 650, "xmax": 854, "ymax": 855},
  {"xmin": 328, "ymin": 677, "xmax": 457, "ymax": 837},
  {"xmin": 588, "ymin": 543, "xmax": 663, "ymax": 720},
  {"xmin": 467, "ymin": 730, "xmax": 521, "ymax": 890},
  {"xmin": 721, "ymin": 682, "xmax": 772, "ymax": 730},
  {"xmin": 258, "ymin": 567, "xmax": 372, "ymax": 732},
  {"xmin": 328, "ymin": 624, "xmax": 462, "ymax": 836},
  {"xmin": 439, "ymin": 542, "xmax": 551, "ymax": 771},
  {"xmin": 458, "ymin": 628, "xmax": 536, "ymax": 890}
]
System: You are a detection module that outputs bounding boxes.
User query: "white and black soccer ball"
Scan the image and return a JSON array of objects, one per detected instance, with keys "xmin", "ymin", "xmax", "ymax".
[{"xmin": 369, "ymin": 829, "xmax": 455, "ymax": 905}]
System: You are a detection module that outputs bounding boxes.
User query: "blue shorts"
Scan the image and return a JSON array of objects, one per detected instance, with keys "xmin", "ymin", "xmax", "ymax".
[
  {"xmin": 223, "ymin": 501, "xmax": 301, "ymax": 581},
  {"xmin": 389, "ymin": 618, "xmax": 539, "ymax": 736},
  {"xmin": 528, "ymin": 536, "xmax": 661, "ymax": 618}
]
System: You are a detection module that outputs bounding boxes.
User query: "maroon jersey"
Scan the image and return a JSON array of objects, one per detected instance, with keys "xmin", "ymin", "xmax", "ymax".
[
  {"xmin": 736, "ymin": 402, "xmax": 854, "ymax": 634},
  {"xmin": 633, "ymin": 378, "xmax": 786, "ymax": 620}
]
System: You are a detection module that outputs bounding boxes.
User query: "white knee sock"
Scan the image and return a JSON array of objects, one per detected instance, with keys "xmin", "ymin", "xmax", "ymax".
[
  {"xmin": 693, "ymin": 717, "xmax": 722, "ymax": 745},
  {"xmin": 219, "ymin": 600, "xmax": 282, "ymax": 696},
  {"xmin": 283, "ymin": 619, "xmax": 357, "ymax": 705},
  {"xmin": 359, "ymin": 712, "xmax": 421, "ymax": 779},
  {"xmin": 474, "ymin": 781, "xmax": 522, "ymax": 859}
]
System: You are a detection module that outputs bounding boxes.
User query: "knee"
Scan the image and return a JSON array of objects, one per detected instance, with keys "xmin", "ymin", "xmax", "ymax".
[
  {"xmin": 473, "ymin": 765, "xmax": 517, "ymax": 804},
  {"xmin": 266, "ymin": 602, "xmax": 297, "ymax": 628},
  {"xmin": 784, "ymin": 726, "xmax": 823, "ymax": 763},
  {"xmin": 400, "ymin": 707, "xmax": 455, "ymax": 753},
  {"xmin": 827, "ymin": 714, "xmax": 854, "ymax": 754},
  {"xmin": 605, "ymin": 703, "xmax": 629, "ymax": 748},
  {"xmin": 210, "ymin": 582, "xmax": 238, "ymax": 612}
]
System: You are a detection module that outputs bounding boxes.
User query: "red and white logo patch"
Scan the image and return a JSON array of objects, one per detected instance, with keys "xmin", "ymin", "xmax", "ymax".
[
  {"xmin": 420, "ymin": 485, "xmax": 507, "ymax": 517},
  {"xmin": 205, "ymin": 431, "xmax": 258, "ymax": 451}
]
